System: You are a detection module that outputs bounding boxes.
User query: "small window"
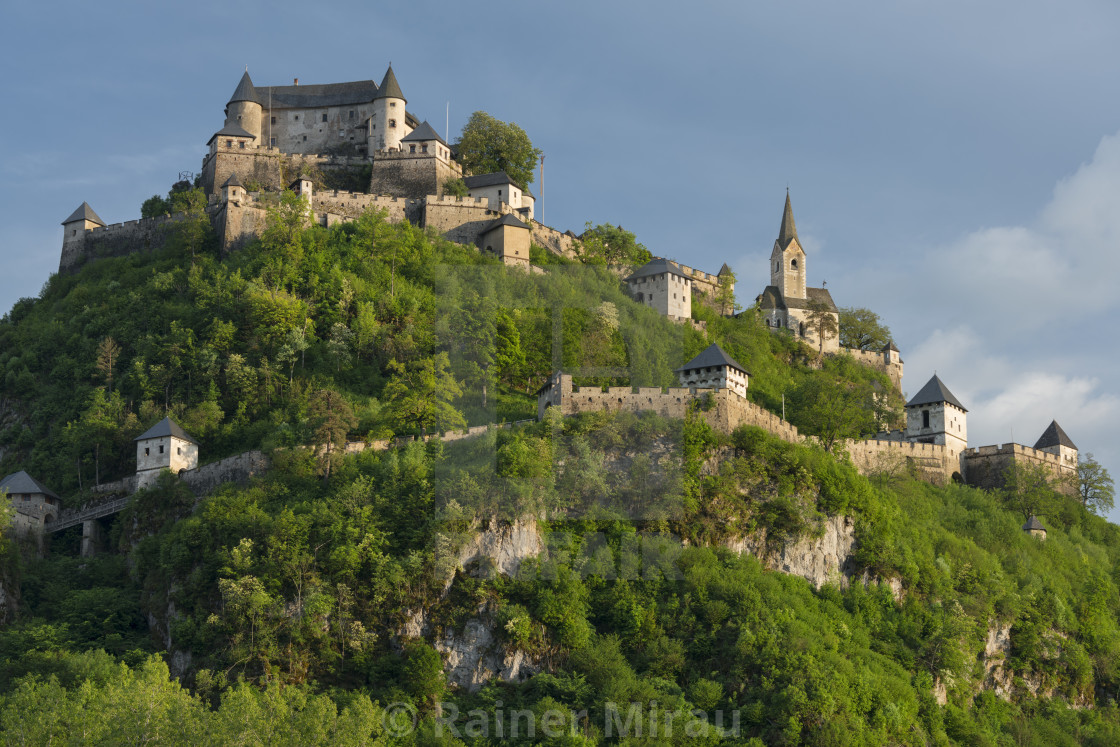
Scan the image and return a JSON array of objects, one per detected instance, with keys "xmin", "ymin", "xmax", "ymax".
[
  {"xmin": 390, "ymin": 102, "xmax": 396, "ymax": 107},
  {"xmin": 159, "ymin": 445, "xmax": 164, "ymax": 454},
  {"xmin": 271, "ymin": 116, "xmax": 277, "ymax": 124},
  {"xmin": 226, "ymin": 139, "xmax": 233, "ymax": 147},
  {"xmin": 421, "ymin": 144, "xmax": 428, "ymax": 153},
  {"xmin": 791, "ymin": 259, "xmax": 798, "ymax": 269},
  {"xmin": 922, "ymin": 411, "xmax": 931, "ymax": 429},
  {"xmin": 303, "ymin": 135, "xmax": 307, "ymax": 141},
  {"xmin": 389, "ymin": 119, "xmax": 396, "ymax": 128},
  {"xmin": 349, "ymin": 110, "xmax": 354, "ymax": 119},
  {"xmin": 239, "ymin": 141, "xmax": 245, "ymax": 149},
  {"xmin": 144, "ymin": 447, "xmax": 150, "ymax": 456},
  {"xmin": 294, "ymin": 115, "xmax": 299, "ymax": 121},
  {"xmin": 177, "ymin": 447, "xmax": 182, "ymax": 456},
  {"xmin": 270, "ymin": 137, "xmax": 277, "ymax": 146},
  {"xmin": 409, "ymin": 145, "xmax": 416, "ymax": 153},
  {"xmin": 322, "ymin": 113, "xmax": 328, "ymax": 122}
]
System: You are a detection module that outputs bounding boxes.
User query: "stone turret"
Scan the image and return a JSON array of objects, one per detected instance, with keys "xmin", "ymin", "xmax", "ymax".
[
  {"xmin": 369, "ymin": 65, "xmax": 407, "ymax": 152},
  {"xmin": 1033, "ymin": 420, "xmax": 1078, "ymax": 472},
  {"xmin": 225, "ymin": 71, "xmax": 262, "ymax": 143},
  {"xmin": 221, "ymin": 174, "xmax": 245, "ymax": 204},
  {"xmin": 675, "ymin": 343, "xmax": 750, "ymax": 398},
  {"xmin": 61, "ymin": 202, "xmax": 105, "ymax": 243},
  {"xmin": 905, "ymin": 374, "xmax": 968, "ymax": 460},
  {"xmin": 135, "ymin": 417, "xmax": 199, "ymax": 489}
]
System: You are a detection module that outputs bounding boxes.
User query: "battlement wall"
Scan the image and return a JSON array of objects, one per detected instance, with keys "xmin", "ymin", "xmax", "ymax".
[
  {"xmin": 531, "ymin": 222, "xmax": 579, "ymax": 259},
  {"xmin": 847, "ymin": 437, "xmax": 957, "ymax": 485},
  {"xmin": 60, "ymin": 213, "xmax": 186, "ymax": 274},
  {"xmin": 313, "ymin": 190, "xmax": 412, "ymax": 222},
  {"xmin": 424, "ymin": 200, "xmax": 505, "ymax": 245},
  {"xmin": 962, "ymin": 442, "xmax": 1075, "ymax": 492},
  {"xmin": 370, "ymin": 154, "xmax": 460, "ymax": 200},
  {"xmin": 837, "ymin": 347, "xmax": 904, "ymax": 391}
]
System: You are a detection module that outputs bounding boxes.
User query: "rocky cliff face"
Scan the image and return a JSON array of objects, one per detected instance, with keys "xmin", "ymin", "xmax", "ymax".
[
  {"xmin": 435, "ymin": 611, "xmax": 539, "ymax": 691},
  {"xmin": 723, "ymin": 514, "xmax": 858, "ymax": 589}
]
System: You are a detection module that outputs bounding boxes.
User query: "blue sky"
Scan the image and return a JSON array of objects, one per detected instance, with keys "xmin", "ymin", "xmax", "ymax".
[{"xmin": 2, "ymin": 0, "xmax": 1119, "ymax": 522}]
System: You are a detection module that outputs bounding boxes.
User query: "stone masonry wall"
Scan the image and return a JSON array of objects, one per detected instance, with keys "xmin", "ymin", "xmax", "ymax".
[
  {"xmin": 424, "ymin": 197, "xmax": 505, "ymax": 245},
  {"xmin": 839, "ymin": 347, "xmax": 904, "ymax": 392},
  {"xmin": 530, "ymin": 222, "xmax": 579, "ymax": 259},
  {"xmin": 181, "ymin": 450, "xmax": 269, "ymax": 495},
  {"xmin": 59, "ymin": 214, "xmax": 182, "ymax": 274},
  {"xmin": 846, "ymin": 438, "xmax": 957, "ymax": 485},
  {"xmin": 962, "ymin": 443, "xmax": 1076, "ymax": 492},
  {"xmin": 369, "ymin": 152, "xmax": 462, "ymax": 200}
]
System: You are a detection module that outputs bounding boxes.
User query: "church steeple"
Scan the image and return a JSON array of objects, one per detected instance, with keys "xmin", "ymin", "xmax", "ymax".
[{"xmin": 777, "ymin": 189, "xmax": 798, "ymax": 248}]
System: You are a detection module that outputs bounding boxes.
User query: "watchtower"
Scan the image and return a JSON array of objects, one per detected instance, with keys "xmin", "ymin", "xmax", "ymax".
[
  {"xmin": 369, "ymin": 65, "xmax": 407, "ymax": 152},
  {"xmin": 135, "ymin": 417, "xmax": 199, "ymax": 489},
  {"xmin": 225, "ymin": 71, "xmax": 263, "ymax": 143},
  {"xmin": 905, "ymin": 374, "xmax": 968, "ymax": 460}
]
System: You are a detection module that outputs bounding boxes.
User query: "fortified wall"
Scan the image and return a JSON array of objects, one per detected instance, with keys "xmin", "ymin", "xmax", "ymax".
[
  {"xmin": 59, "ymin": 214, "xmax": 185, "ymax": 274},
  {"xmin": 537, "ymin": 374, "xmax": 801, "ymax": 444},
  {"xmin": 846, "ymin": 438, "xmax": 958, "ymax": 485},
  {"xmin": 368, "ymin": 149, "xmax": 462, "ymax": 199},
  {"xmin": 962, "ymin": 443, "xmax": 1076, "ymax": 492},
  {"xmin": 839, "ymin": 347, "xmax": 904, "ymax": 392}
]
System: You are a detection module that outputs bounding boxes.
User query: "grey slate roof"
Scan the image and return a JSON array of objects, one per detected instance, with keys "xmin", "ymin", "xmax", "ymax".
[
  {"xmin": 463, "ymin": 171, "xmax": 517, "ymax": 189},
  {"xmin": 62, "ymin": 202, "xmax": 105, "ymax": 226},
  {"xmin": 228, "ymin": 71, "xmax": 258, "ymax": 104},
  {"xmin": 757, "ymin": 285, "xmax": 837, "ymax": 312},
  {"xmin": 718, "ymin": 263, "xmax": 734, "ymax": 276},
  {"xmin": 0, "ymin": 471, "xmax": 59, "ymax": 500},
  {"xmin": 777, "ymin": 191, "xmax": 799, "ymax": 248},
  {"xmin": 906, "ymin": 375, "xmax": 967, "ymax": 412},
  {"xmin": 625, "ymin": 257, "xmax": 690, "ymax": 282},
  {"xmin": 675, "ymin": 343, "xmax": 750, "ymax": 375},
  {"xmin": 401, "ymin": 120, "xmax": 447, "ymax": 146},
  {"xmin": 207, "ymin": 123, "xmax": 257, "ymax": 144},
  {"xmin": 256, "ymin": 80, "xmax": 381, "ymax": 108},
  {"xmin": 483, "ymin": 214, "xmax": 529, "ymax": 232},
  {"xmin": 883, "ymin": 341, "xmax": 900, "ymax": 352},
  {"xmin": 135, "ymin": 417, "xmax": 198, "ymax": 444},
  {"xmin": 1022, "ymin": 515, "xmax": 1046, "ymax": 531},
  {"xmin": 1034, "ymin": 420, "xmax": 1077, "ymax": 450},
  {"xmin": 222, "ymin": 174, "xmax": 243, "ymax": 188},
  {"xmin": 374, "ymin": 66, "xmax": 406, "ymax": 102}
]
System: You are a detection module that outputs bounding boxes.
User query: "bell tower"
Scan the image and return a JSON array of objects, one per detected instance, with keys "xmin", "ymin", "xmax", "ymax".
[{"xmin": 769, "ymin": 190, "xmax": 806, "ymax": 299}]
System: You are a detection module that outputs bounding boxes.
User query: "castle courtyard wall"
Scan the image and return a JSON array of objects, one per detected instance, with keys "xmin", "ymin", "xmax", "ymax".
[
  {"xmin": 962, "ymin": 443, "xmax": 1076, "ymax": 493},
  {"xmin": 59, "ymin": 214, "xmax": 182, "ymax": 274}
]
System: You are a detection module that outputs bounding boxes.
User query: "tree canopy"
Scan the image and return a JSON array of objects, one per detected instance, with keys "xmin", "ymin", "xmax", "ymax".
[
  {"xmin": 839, "ymin": 306, "xmax": 893, "ymax": 351},
  {"xmin": 454, "ymin": 111, "xmax": 542, "ymax": 190}
]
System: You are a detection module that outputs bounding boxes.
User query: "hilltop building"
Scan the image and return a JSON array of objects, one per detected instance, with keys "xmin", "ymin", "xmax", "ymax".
[
  {"xmin": 755, "ymin": 192, "xmax": 839, "ymax": 353},
  {"xmin": 675, "ymin": 344, "xmax": 750, "ymax": 398},
  {"xmin": 1, "ymin": 471, "xmax": 61, "ymax": 535},
  {"xmin": 135, "ymin": 417, "xmax": 198, "ymax": 490},
  {"xmin": 625, "ymin": 258, "xmax": 693, "ymax": 320}
]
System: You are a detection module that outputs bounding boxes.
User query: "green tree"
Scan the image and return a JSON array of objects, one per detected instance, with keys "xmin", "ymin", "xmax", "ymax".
[
  {"xmin": 577, "ymin": 223, "xmax": 652, "ymax": 266},
  {"xmin": 839, "ymin": 306, "xmax": 893, "ymax": 351},
  {"xmin": 442, "ymin": 177, "xmax": 468, "ymax": 197},
  {"xmin": 715, "ymin": 269, "xmax": 738, "ymax": 316},
  {"xmin": 454, "ymin": 111, "xmax": 542, "ymax": 190},
  {"xmin": 167, "ymin": 187, "xmax": 212, "ymax": 264},
  {"xmin": 382, "ymin": 352, "xmax": 466, "ymax": 435},
  {"xmin": 1077, "ymin": 453, "xmax": 1115, "ymax": 516},
  {"xmin": 95, "ymin": 336, "xmax": 121, "ymax": 387},
  {"xmin": 1001, "ymin": 460, "xmax": 1060, "ymax": 522},
  {"xmin": 309, "ymin": 388, "xmax": 358, "ymax": 480},
  {"xmin": 805, "ymin": 299, "xmax": 839, "ymax": 354},
  {"xmin": 787, "ymin": 376, "xmax": 875, "ymax": 452},
  {"xmin": 140, "ymin": 194, "xmax": 171, "ymax": 219}
]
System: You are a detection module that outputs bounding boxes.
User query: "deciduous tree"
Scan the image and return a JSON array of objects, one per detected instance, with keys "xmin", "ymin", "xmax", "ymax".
[
  {"xmin": 1077, "ymin": 453, "xmax": 1115, "ymax": 516},
  {"xmin": 839, "ymin": 307, "xmax": 893, "ymax": 351},
  {"xmin": 455, "ymin": 111, "xmax": 541, "ymax": 190}
]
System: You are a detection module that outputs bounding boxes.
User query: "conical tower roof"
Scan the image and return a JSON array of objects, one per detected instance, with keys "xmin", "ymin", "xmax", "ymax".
[
  {"xmin": 374, "ymin": 65, "xmax": 406, "ymax": 103},
  {"xmin": 62, "ymin": 202, "xmax": 104, "ymax": 226},
  {"xmin": 777, "ymin": 190, "xmax": 798, "ymax": 248},
  {"xmin": 228, "ymin": 71, "xmax": 258, "ymax": 105},
  {"xmin": 1034, "ymin": 420, "xmax": 1077, "ymax": 450}
]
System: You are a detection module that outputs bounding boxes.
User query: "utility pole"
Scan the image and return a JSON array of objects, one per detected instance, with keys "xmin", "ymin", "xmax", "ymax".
[{"xmin": 445, "ymin": 101, "xmax": 449, "ymax": 143}]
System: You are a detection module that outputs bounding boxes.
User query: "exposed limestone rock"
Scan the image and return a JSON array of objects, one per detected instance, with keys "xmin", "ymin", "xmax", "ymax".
[
  {"xmin": 724, "ymin": 514, "xmax": 858, "ymax": 589},
  {"xmin": 982, "ymin": 622, "xmax": 1014, "ymax": 699},
  {"xmin": 435, "ymin": 615, "xmax": 538, "ymax": 692},
  {"xmin": 455, "ymin": 517, "xmax": 542, "ymax": 577}
]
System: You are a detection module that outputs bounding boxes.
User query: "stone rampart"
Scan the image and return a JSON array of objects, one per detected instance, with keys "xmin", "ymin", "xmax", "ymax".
[
  {"xmin": 314, "ymin": 190, "xmax": 413, "ymax": 223},
  {"xmin": 423, "ymin": 198, "xmax": 504, "ymax": 244},
  {"xmin": 370, "ymin": 152, "xmax": 462, "ymax": 200},
  {"xmin": 60, "ymin": 214, "xmax": 183, "ymax": 274},
  {"xmin": 962, "ymin": 443, "xmax": 1075, "ymax": 492},
  {"xmin": 181, "ymin": 450, "xmax": 269, "ymax": 495},
  {"xmin": 530, "ymin": 222, "xmax": 579, "ymax": 259},
  {"xmin": 838, "ymin": 348, "xmax": 904, "ymax": 392},
  {"xmin": 537, "ymin": 373, "xmax": 802, "ymax": 444},
  {"xmin": 846, "ymin": 438, "xmax": 957, "ymax": 485}
]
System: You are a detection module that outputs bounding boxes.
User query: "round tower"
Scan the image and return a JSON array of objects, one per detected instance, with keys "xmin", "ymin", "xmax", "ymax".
[
  {"xmin": 225, "ymin": 71, "xmax": 262, "ymax": 143},
  {"xmin": 369, "ymin": 65, "xmax": 407, "ymax": 153}
]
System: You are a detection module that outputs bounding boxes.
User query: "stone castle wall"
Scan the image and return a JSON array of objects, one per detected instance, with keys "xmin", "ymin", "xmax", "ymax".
[
  {"xmin": 838, "ymin": 347, "xmax": 904, "ymax": 392},
  {"xmin": 423, "ymin": 197, "xmax": 506, "ymax": 245},
  {"xmin": 530, "ymin": 222, "xmax": 579, "ymax": 259},
  {"xmin": 962, "ymin": 443, "xmax": 1076, "ymax": 492},
  {"xmin": 369, "ymin": 151, "xmax": 462, "ymax": 200},
  {"xmin": 201, "ymin": 146, "xmax": 374, "ymax": 195},
  {"xmin": 59, "ymin": 214, "xmax": 184, "ymax": 274},
  {"xmin": 846, "ymin": 438, "xmax": 958, "ymax": 485}
]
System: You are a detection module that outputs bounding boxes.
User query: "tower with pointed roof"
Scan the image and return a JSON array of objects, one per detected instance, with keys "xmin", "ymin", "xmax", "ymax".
[
  {"xmin": 370, "ymin": 65, "xmax": 407, "ymax": 153},
  {"xmin": 135, "ymin": 416, "xmax": 199, "ymax": 489},
  {"xmin": 225, "ymin": 71, "xmax": 263, "ymax": 144},
  {"xmin": 675, "ymin": 344, "xmax": 750, "ymax": 398},
  {"xmin": 1033, "ymin": 420, "xmax": 1078, "ymax": 471},
  {"xmin": 904, "ymin": 374, "xmax": 968, "ymax": 458},
  {"xmin": 755, "ymin": 192, "xmax": 839, "ymax": 352}
]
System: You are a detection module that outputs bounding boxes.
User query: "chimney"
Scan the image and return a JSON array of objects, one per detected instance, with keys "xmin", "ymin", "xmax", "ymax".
[{"xmin": 294, "ymin": 78, "xmax": 299, "ymax": 86}]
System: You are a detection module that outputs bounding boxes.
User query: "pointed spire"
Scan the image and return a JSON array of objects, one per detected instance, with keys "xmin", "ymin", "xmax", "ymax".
[
  {"xmin": 62, "ymin": 202, "xmax": 104, "ymax": 226},
  {"xmin": 374, "ymin": 64, "xmax": 406, "ymax": 103},
  {"xmin": 1034, "ymin": 420, "xmax": 1077, "ymax": 450},
  {"xmin": 228, "ymin": 70, "xmax": 257, "ymax": 104},
  {"xmin": 777, "ymin": 189, "xmax": 798, "ymax": 248}
]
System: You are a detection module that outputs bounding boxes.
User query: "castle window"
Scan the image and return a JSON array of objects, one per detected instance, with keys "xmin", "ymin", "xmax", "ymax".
[
  {"xmin": 410, "ymin": 145, "xmax": 416, "ymax": 153},
  {"xmin": 177, "ymin": 447, "xmax": 182, "ymax": 456},
  {"xmin": 923, "ymin": 411, "xmax": 930, "ymax": 429},
  {"xmin": 349, "ymin": 110, "xmax": 354, "ymax": 119},
  {"xmin": 389, "ymin": 119, "xmax": 396, "ymax": 128},
  {"xmin": 422, "ymin": 145, "xmax": 428, "ymax": 153},
  {"xmin": 239, "ymin": 141, "xmax": 245, "ymax": 149},
  {"xmin": 144, "ymin": 448, "xmax": 150, "ymax": 456},
  {"xmin": 270, "ymin": 137, "xmax": 277, "ymax": 146},
  {"xmin": 226, "ymin": 140, "xmax": 233, "ymax": 147},
  {"xmin": 271, "ymin": 116, "xmax": 277, "ymax": 124},
  {"xmin": 791, "ymin": 259, "xmax": 798, "ymax": 269},
  {"xmin": 294, "ymin": 115, "xmax": 298, "ymax": 121},
  {"xmin": 303, "ymin": 135, "xmax": 307, "ymax": 141},
  {"xmin": 322, "ymin": 113, "xmax": 328, "ymax": 122},
  {"xmin": 159, "ymin": 445, "xmax": 164, "ymax": 454},
  {"xmin": 390, "ymin": 102, "xmax": 396, "ymax": 107}
]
